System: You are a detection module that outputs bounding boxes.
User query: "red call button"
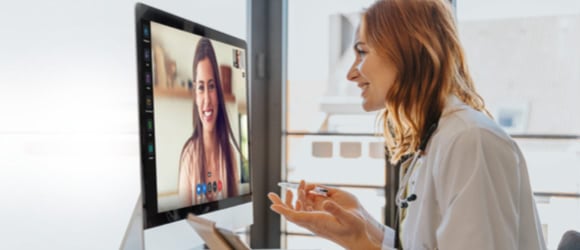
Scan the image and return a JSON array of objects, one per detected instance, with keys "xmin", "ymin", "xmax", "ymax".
[{"xmin": 218, "ymin": 180, "xmax": 223, "ymax": 192}]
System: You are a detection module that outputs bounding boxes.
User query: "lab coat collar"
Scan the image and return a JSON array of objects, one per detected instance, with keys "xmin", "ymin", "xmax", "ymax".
[{"xmin": 441, "ymin": 95, "xmax": 468, "ymax": 118}]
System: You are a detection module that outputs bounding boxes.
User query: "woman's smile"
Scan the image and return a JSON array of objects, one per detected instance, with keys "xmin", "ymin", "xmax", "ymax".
[{"xmin": 202, "ymin": 108, "xmax": 214, "ymax": 122}]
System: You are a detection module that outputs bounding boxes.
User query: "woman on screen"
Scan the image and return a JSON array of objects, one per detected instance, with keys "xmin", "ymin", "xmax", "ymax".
[{"xmin": 178, "ymin": 37, "xmax": 239, "ymax": 206}]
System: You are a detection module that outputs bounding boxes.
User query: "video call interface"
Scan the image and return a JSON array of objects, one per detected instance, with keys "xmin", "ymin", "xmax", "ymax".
[{"xmin": 141, "ymin": 21, "xmax": 250, "ymax": 213}]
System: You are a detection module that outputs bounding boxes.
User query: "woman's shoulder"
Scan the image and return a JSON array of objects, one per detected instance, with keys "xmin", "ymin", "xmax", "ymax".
[
  {"xmin": 180, "ymin": 138, "xmax": 198, "ymax": 159},
  {"xmin": 438, "ymin": 106, "xmax": 512, "ymax": 145},
  {"xmin": 428, "ymin": 107, "xmax": 524, "ymax": 180}
]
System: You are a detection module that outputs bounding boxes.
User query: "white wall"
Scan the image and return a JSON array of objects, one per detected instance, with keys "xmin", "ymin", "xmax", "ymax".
[
  {"xmin": 0, "ymin": 0, "xmax": 246, "ymax": 249},
  {"xmin": 459, "ymin": 15, "xmax": 580, "ymax": 134},
  {"xmin": 457, "ymin": 0, "xmax": 580, "ymax": 134},
  {"xmin": 288, "ymin": 0, "xmax": 375, "ymax": 82},
  {"xmin": 457, "ymin": 0, "xmax": 580, "ymax": 21}
]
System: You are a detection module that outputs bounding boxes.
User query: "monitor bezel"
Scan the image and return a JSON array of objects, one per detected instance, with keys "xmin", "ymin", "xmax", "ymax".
[{"xmin": 135, "ymin": 2, "xmax": 252, "ymax": 229}]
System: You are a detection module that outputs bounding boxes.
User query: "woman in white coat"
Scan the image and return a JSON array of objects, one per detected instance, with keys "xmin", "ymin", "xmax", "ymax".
[{"xmin": 268, "ymin": 0, "xmax": 546, "ymax": 249}]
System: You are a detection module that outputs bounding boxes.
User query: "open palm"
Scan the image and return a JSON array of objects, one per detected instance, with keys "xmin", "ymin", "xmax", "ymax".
[{"xmin": 268, "ymin": 191, "xmax": 369, "ymax": 249}]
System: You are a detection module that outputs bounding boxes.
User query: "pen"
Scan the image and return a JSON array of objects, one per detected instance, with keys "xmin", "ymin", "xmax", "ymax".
[{"xmin": 277, "ymin": 182, "xmax": 329, "ymax": 196}]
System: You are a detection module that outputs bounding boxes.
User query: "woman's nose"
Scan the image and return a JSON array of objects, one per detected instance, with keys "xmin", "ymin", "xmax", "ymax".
[
  {"xmin": 347, "ymin": 66, "xmax": 359, "ymax": 81},
  {"xmin": 204, "ymin": 91, "xmax": 211, "ymax": 104},
  {"xmin": 347, "ymin": 57, "xmax": 363, "ymax": 81}
]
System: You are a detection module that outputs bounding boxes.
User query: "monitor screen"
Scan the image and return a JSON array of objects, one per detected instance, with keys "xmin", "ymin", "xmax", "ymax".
[{"xmin": 136, "ymin": 3, "xmax": 251, "ymax": 229}]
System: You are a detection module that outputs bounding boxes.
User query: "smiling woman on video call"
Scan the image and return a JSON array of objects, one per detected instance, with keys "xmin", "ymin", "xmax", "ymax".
[
  {"xmin": 268, "ymin": 0, "xmax": 546, "ymax": 249},
  {"xmin": 178, "ymin": 38, "xmax": 239, "ymax": 206}
]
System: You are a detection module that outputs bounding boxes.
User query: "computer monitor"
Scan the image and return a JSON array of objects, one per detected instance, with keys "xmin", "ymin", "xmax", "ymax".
[{"xmin": 135, "ymin": 3, "xmax": 252, "ymax": 248}]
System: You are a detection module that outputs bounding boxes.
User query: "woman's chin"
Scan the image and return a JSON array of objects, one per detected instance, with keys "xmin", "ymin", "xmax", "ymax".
[{"xmin": 362, "ymin": 102, "xmax": 383, "ymax": 112}]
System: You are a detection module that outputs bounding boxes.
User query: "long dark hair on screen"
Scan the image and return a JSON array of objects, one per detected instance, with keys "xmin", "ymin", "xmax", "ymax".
[{"xmin": 181, "ymin": 37, "xmax": 240, "ymax": 197}]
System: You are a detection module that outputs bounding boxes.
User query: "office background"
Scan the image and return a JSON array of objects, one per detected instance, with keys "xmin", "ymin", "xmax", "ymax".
[{"xmin": 0, "ymin": 0, "xmax": 579, "ymax": 249}]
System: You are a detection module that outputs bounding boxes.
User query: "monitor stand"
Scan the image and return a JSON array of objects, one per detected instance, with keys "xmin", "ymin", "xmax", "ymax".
[
  {"xmin": 119, "ymin": 194, "xmax": 250, "ymax": 250},
  {"xmin": 119, "ymin": 194, "xmax": 207, "ymax": 250},
  {"xmin": 120, "ymin": 195, "xmax": 144, "ymax": 250}
]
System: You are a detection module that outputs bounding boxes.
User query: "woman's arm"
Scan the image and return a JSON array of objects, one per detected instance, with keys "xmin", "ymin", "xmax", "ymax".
[
  {"xmin": 178, "ymin": 142, "xmax": 195, "ymax": 206},
  {"xmin": 361, "ymin": 208, "xmax": 395, "ymax": 248},
  {"xmin": 229, "ymin": 142, "xmax": 240, "ymax": 196}
]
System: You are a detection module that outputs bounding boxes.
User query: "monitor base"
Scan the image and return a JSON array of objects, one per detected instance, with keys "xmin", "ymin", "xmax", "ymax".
[{"xmin": 120, "ymin": 193, "xmax": 253, "ymax": 250}]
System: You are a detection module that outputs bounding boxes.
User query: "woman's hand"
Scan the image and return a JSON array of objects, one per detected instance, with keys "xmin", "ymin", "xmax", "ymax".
[
  {"xmin": 267, "ymin": 181, "xmax": 380, "ymax": 250},
  {"xmin": 297, "ymin": 180, "xmax": 362, "ymax": 213},
  {"xmin": 296, "ymin": 180, "xmax": 386, "ymax": 246}
]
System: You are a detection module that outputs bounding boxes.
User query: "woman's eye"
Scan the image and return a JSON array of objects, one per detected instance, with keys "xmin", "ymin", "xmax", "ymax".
[
  {"xmin": 356, "ymin": 49, "xmax": 367, "ymax": 57},
  {"xmin": 208, "ymin": 83, "xmax": 215, "ymax": 90},
  {"xmin": 197, "ymin": 84, "xmax": 204, "ymax": 91}
]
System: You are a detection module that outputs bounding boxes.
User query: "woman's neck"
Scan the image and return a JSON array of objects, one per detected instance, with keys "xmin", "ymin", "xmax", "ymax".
[{"xmin": 203, "ymin": 130, "xmax": 219, "ymax": 161}]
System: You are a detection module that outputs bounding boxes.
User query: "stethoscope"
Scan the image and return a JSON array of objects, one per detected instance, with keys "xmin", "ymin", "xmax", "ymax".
[{"xmin": 395, "ymin": 122, "xmax": 439, "ymax": 209}]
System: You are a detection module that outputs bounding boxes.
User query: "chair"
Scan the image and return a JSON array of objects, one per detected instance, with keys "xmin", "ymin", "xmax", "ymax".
[{"xmin": 558, "ymin": 230, "xmax": 580, "ymax": 250}]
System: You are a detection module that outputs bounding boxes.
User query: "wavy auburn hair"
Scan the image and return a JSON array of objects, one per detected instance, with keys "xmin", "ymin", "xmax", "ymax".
[{"xmin": 363, "ymin": 0, "xmax": 490, "ymax": 163}]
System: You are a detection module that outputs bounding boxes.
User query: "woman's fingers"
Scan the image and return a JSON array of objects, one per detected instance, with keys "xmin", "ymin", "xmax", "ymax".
[
  {"xmin": 268, "ymin": 192, "xmax": 284, "ymax": 205},
  {"xmin": 298, "ymin": 189, "xmax": 315, "ymax": 211},
  {"xmin": 297, "ymin": 180, "xmax": 331, "ymax": 211},
  {"xmin": 304, "ymin": 183, "xmax": 317, "ymax": 192},
  {"xmin": 285, "ymin": 189, "xmax": 294, "ymax": 209},
  {"xmin": 298, "ymin": 186, "xmax": 306, "ymax": 203},
  {"xmin": 298, "ymin": 180, "xmax": 312, "ymax": 203},
  {"xmin": 268, "ymin": 191, "xmax": 297, "ymax": 211},
  {"xmin": 301, "ymin": 180, "xmax": 324, "ymax": 195},
  {"xmin": 270, "ymin": 204, "xmax": 298, "ymax": 221},
  {"xmin": 301, "ymin": 181, "xmax": 338, "ymax": 198},
  {"xmin": 270, "ymin": 204, "xmax": 327, "ymax": 225}
]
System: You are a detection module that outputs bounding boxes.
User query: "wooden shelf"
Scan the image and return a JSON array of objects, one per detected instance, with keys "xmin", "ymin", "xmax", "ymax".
[
  {"xmin": 154, "ymin": 86, "xmax": 236, "ymax": 103},
  {"xmin": 154, "ymin": 87, "xmax": 192, "ymax": 98},
  {"xmin": 224, "ymin": 94, "xmax": 235, "ymax": 103}
]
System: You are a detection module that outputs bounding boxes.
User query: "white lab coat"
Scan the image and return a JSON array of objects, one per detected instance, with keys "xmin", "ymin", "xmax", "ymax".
[{"xmin": 382, "ymin": 96, "xmax": 546, "ymax": 250}]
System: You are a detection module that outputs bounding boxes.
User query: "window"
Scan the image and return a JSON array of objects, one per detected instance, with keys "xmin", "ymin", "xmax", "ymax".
[
  {"xmin": 284, "ymin": 0, "xmax": 380, "ymax": 248},
  {"xmin": 457, "ymin": 1, "xmax": 580, "ymax": 248}
]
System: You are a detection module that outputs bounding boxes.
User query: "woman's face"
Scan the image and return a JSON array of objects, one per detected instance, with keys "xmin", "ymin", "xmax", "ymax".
[
  {"xmin": 195, "ymin": 58, "xmax": 219, "ymax": 133},
  {"xmin": 347, "ymin": 21, "xmax": 397, "ymax": 112}
]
